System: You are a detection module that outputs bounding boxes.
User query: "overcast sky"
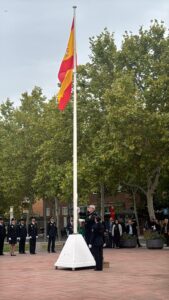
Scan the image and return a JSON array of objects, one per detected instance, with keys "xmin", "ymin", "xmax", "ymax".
[{"xmin": 1, "ymin": 0, "xmax": 169, "ymax": 106}]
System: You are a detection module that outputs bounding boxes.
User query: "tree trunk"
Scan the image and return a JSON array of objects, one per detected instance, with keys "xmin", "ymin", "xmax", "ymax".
[
  {"xmin": 55, "ymin": 197, "xmax": 61, "ymax": 241},
  {"xmin": 43, "ymin": 198, "xmax": 47, "ymax": 241},
  {"xmin": 146, "ymin": 190, "xmax": 155, "ymax": 219},
  {"xmin": 132, "ymin": 190, "xmax": 140, "ymax": 236},
  {"xmin": 146, "ymin": 167, "xmax": 160, "ymax": 220},
  {"xmin": 100, "ymin": 183, "xmax": 105, "ymax": 221}
]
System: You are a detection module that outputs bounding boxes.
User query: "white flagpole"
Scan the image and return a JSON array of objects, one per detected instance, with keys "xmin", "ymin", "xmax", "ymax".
[
  {"xmin": 54, "ymin": 7, "xmax": 96, "ymax": 269},
  {"xmin": 73, "ymin": 6, "xmax": 78, "ymax": 234}
]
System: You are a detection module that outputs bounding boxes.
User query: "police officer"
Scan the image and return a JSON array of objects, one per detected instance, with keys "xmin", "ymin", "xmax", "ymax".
[
  {"xmin": 0, "ymin": 216, "xmax": 6, "ymax": 255},
  {"xmin": 47, "ymin": 217, "xmax": 57, "ymax": 253},
  {"xmin": 89, "ymin": 216, "xmax": 105, "ymax": 271},
  {"xmin": 8, "ymin": 218, "xmax": 18, "ymax": 256},
  {"xmin": 85, "ymin": 205, "xmax": 97, "ymax": 246},
  {"xmin": 17, "ymin": 218, "xmax": 27, "ymax": 254},
  {"xmin": 28, "ymin": 217, "xmax": 38, "ymax": 254}
]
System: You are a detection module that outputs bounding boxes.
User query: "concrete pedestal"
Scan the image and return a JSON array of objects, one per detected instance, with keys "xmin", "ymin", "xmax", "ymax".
[{"xmin": 54, "ymin": 234, "xmax": 96, "ymax": 270}]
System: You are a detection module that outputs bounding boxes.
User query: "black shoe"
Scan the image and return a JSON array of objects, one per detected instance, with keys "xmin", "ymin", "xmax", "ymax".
[{"xmin": 52, "ymin": 250, "xmax": 56, "ymax": 253}]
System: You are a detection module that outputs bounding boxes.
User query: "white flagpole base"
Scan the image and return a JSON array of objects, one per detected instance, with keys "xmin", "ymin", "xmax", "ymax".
[{"xmin": 54, "ymin": 234, "xmax": 96, "ymax": 269}]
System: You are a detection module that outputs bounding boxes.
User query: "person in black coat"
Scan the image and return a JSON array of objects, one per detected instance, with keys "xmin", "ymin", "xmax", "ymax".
[
  {"xmin": 17, "ymin": 218, "xmax": 27, "ymax": 254},
  {"xmin": 125, "ymin": 219, "xmax": 142, "ymax": 247},
  {"xmin": 89, "ymin": 216, "xmax": 105, "ymax": 271},
  {"xmin": 0, "ymin": 217, "xmax": 6, "ymax": 255},
  {"xmin": 161, "ymin": 218, "xmax": 169, "ymax": 246},
  {"xmin": 8, "ymin": 218, "xmax": 18, "ymax": 256},
  {"xmin": 47, "ymin": 217, "xmax": 57, "ymax": 253},
  {"xmin": 85, "ymin": 205, "xmax": 97, "ymax": 246},
  {"xmin": 28, "ymin": 217, "xmax": 38, "ymax": 254},
  {"xmin": 112, "ymin": 219, "xmax": 122, "ymax": 248},
  {"xmin": 66, "ymin": 218, "xmax": 73, "ymax": 236}
]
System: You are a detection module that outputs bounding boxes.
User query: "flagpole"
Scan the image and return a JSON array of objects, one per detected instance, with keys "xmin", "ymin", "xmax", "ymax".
[
  {"xmin": 73, "ymin": 6, "xmax": 78, "ymax": 234},
  {"xmin": 54, "ymin": 7, "xmax": 96, "ymax": 269}
]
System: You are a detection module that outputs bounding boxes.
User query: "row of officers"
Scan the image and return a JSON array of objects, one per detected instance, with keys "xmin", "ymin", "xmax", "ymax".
[{"xmin": 0, "ymin": 216, "xmax": 57, "ymax": 256}]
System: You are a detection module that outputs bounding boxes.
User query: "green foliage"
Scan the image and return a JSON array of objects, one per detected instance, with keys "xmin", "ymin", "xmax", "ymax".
[
  {"xmin": 1, "ymin": 21, "xmax": 169, "ymax": 218},
  {"xmin": 144, "ymin": 230, "xmax": 165, "ymax": 241},
  {"xmin": 121, "ymin": 233, "xmax": 137, "ymax": 240}
]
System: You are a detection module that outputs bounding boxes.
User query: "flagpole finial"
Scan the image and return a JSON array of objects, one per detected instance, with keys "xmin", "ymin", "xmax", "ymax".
[{"xmin": 73, "ymin": 6, "xmax": 77, "ymax": 9}]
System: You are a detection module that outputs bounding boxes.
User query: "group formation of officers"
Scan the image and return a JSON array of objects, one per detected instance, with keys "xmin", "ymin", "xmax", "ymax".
[
  {"xmin": 0, "ymin": 206, "xmax": 105, "ymax": 271},
  {"xmin": 0, "ymin": 216, "xmax": 57, "ymax": 256}
]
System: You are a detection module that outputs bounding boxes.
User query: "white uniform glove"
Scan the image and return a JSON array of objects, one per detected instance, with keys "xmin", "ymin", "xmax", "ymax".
[
  {"xmin": 36, "ymin": 236, "xmax": 38, "ymax": 239},
  {"xmin": 8, "ymin": 237, "xmax": 11, "ymax": 241},
  {"xmin": 89, "ymin": 244, "xmax": 92, "ymax": 249},
  {"xmin": 47, "ymin": 235, "xmax": 49, "ymax": 238}
]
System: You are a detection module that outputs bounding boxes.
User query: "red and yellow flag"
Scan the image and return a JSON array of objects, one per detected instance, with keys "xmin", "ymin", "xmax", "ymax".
[{"xmin": 57, "ymin": 19, "xmax": 74, "ymax": 110}]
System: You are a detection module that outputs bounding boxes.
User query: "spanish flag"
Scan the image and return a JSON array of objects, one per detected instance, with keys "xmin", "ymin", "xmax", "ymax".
[{"xmin": 57, "ymin": 19, "xmax": 74, "ymax": 110}]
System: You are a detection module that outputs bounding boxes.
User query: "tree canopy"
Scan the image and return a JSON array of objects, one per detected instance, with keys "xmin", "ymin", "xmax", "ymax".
[{"xmin": 0, "ymin": 21, "xmax": 169, "ymax": 219}]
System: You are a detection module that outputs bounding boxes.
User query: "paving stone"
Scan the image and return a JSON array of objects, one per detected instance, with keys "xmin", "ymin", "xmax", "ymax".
[{"xmin": 0, "ymin": 248, "xmax": 169, "ymax": 299}]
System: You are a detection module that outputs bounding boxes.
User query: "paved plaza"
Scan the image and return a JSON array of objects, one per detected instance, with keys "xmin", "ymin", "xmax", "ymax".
[{"xmin": 0, "ymin": 246, "xmax": 169, "ymax": 300}]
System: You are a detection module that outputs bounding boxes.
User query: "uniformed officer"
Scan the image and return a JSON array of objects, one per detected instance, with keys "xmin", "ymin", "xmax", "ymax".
[
  {"xmin": 8, "ymin": 218, "xmax": 18, "ymax": 256},
  {"xmin": 89, "ymin": 216, "xmax": 105, "ymax": 271},
  {"xmin": 17, "ymin": 218, "xmax": 27, "ymax": 254},
  {"xmin": 47, "ymin": 217, "xmax": 57, "ymax": 253},
  {"xmin": 28, "ymin": 217, "xmax": 38, "ymax": 254},
  {"xmin": 85, "ymin": 205, "xmax": 97, "ymax": 246},
  {"xmin": 0, "ymin": 216, "xmax": 6, "ymax": 255}
]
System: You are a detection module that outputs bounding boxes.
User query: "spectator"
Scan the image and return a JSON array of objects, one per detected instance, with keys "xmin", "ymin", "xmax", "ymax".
[
  {"xmin": 161, "ymin": 218, "xmax": 169, "ymax": 247},
  {"xmin": 126, "ymin": 219, "xmax": 142, "ymax": 247},
  {"xmin": 112, "ymin": 219, "xmax": 122, "ymax": 248},
  {"xmin": 105, "ymin": 217, "xmax": 114, "ymax": 248},
  {"xmin": 109, "ymin": 206, "xmax": 115, "ymax": 220},
  {"xmin": 78, "ymin": 219, "xmax": 85, "ymax": 237},
  {"xmin": 66, "ymin": 218, "xmax": 73, "ymax": 236}
]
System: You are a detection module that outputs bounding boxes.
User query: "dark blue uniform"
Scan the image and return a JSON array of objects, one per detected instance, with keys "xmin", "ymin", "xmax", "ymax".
[
  {"xmin": 28, "ymin": 222, "xmax": 38, "ymax": 254},
  {"xmin": 90, "ymin": 221, "xmax": 105, "ymax": 271},
  {"xmin": 8, "ymin": 223, "xmax": 18, "ymax": 245},
  {"xmin": 85, "ymin": 211, "xmax": 97, "ymax": 245},
  {"xmin": 17, "ymin": 222, "xmax": 27, "ymax": 253},
  {"xmin": 47, "ymin": 221, "xmax": 57, "ymax": 252}
]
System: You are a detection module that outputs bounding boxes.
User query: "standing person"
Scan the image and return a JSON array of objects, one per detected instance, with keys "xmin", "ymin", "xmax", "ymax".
[
  {"xmin": 0, "ymin": 217, "xmax": 6, "ymax": 255},
  {"xmin": 28, "ymin": 217, "xmax": 38, "ymax": 254},
  {"xmin": 85, "ymin": 205, "xmax": 97, "ymax": 246},
  {"xmin": 47, "ymin": 217, "xmax": 57, "ymax": 253},
  {"xmin": 78, "ymin": 219, "xmax": 85, "ymax": 237},
  {"xmin": 89, "ymin": 216, "xmax": 105, "ymax": 271},
  {"xmin": 8, "ymin": 218, "xmax": 18, "ymax": 256},
  {"xmin": 162, "ymin": 218, "xmax": 169, "ymax": 247},
  {"xmin": 109, "ymin": 206, "xmax": 115, "ymax": 220},
  {"xmin": 126, "ymin": 219, "xmax": 142, "ymax": 247},
  {"xmin": 66, "ymin": 217, "xmax": 73, "ymax": 237},
  {"xmin": 17, "ymin": 218, "xmax": 27, "ymax": 254},
  {"xmin": 112, "ymin": 219, "xmax": 122, "ymax": 248},
  {"xmin": 104, "ymin": 217, "xmax": 114, "ymax": 248}
]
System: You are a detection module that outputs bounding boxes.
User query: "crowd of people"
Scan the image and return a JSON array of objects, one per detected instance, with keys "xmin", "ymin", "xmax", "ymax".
[{"xmin": 144, "ymin": 217, "xmax": 169, "ymax": 246}]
